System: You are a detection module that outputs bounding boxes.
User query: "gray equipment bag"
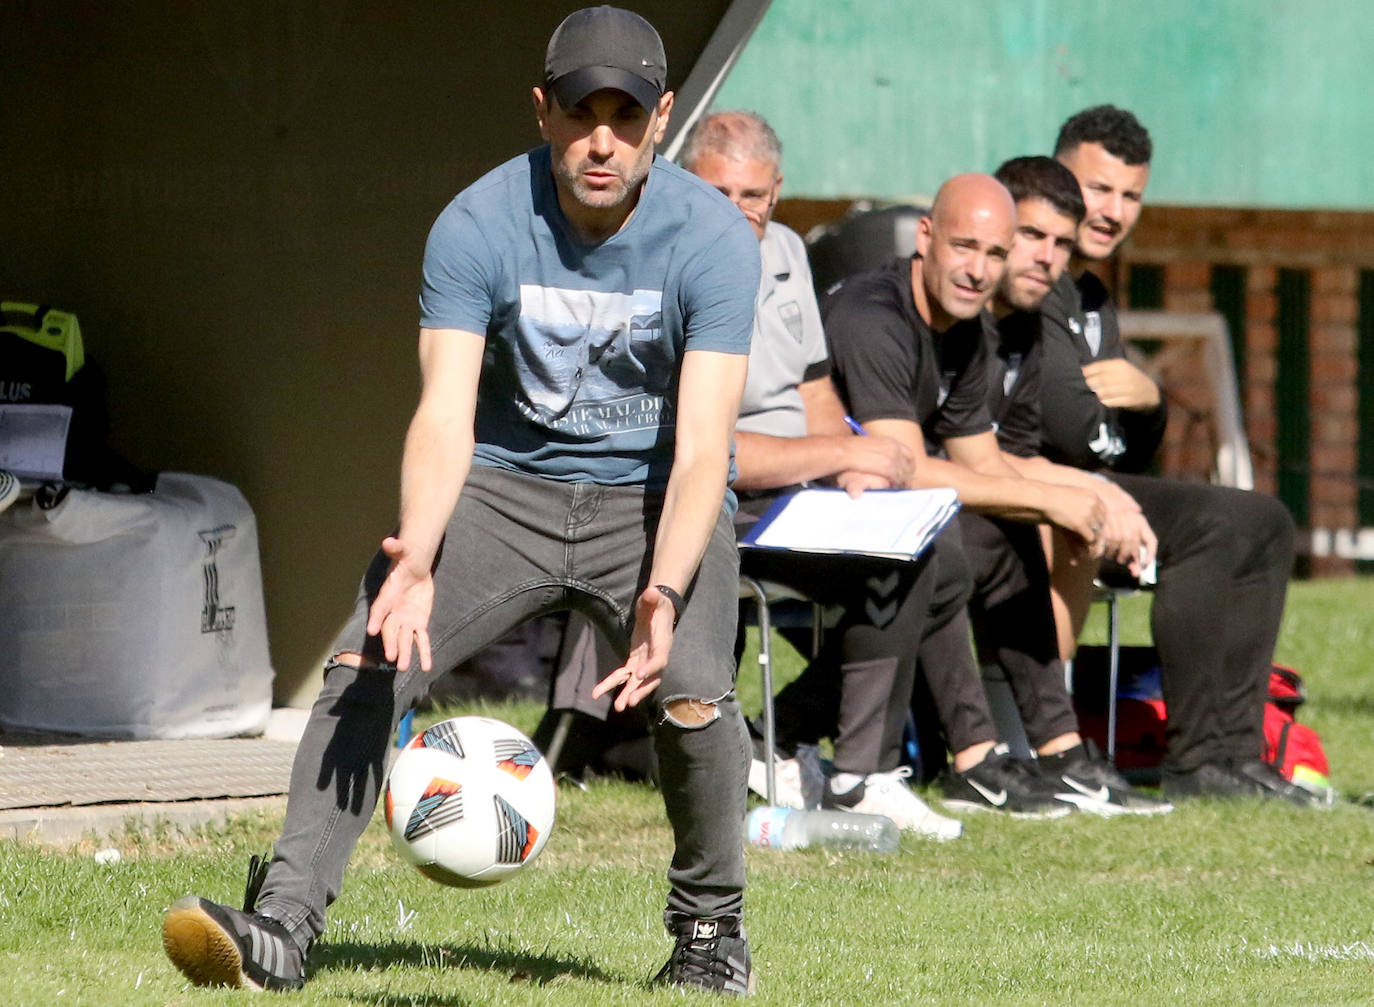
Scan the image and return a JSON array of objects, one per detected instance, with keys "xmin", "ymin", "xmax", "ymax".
[{"xmin": 0, "ymin": 473, "xmax": 273, "ymax": 738}]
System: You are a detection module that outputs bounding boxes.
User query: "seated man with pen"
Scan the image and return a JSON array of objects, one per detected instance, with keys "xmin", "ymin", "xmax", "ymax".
[
  {"xmin": 558, "ymin": 114, "xmax": 1062, "ymax": 829},
  {"xmin": 678, "ymin": 110, "xmax": 967, "ymax": 838}
]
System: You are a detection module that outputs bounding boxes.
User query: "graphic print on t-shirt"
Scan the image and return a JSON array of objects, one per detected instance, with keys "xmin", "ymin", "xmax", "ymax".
[
  {"xmin": 938, "ymin": 370, "xmax": 958, "ymax": 408},
  {"xmin": 515, "ymin": 285, "xmax": 673, "ymax": 438}
]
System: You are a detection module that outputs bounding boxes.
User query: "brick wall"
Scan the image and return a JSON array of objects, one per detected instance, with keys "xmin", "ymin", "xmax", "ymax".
[{"xmin": 1127, "ymin": 209, "xmax": 1374, "ymax": 576}]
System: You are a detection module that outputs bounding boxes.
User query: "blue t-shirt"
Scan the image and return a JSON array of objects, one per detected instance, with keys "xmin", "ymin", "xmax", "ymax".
[{"xmin": 419, "ymin": 146, "xmax": 760, "ymax": 494}]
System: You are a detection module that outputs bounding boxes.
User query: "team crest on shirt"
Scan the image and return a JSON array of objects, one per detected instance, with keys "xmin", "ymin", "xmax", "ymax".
[
  {"xmin": 1002, "ymin": 353, "xmax": 1023, "ymax": 396},
  {"xmin": 777, "ymin": 300, "xmax": 804, "ymax": 343},
  {"xmin": 938, "ymin": 370, "xmax": 957, "ymax": 407},
  {"xmin": 1084, "ymin": 311, "xmax": 1103, "ymax": 356}
]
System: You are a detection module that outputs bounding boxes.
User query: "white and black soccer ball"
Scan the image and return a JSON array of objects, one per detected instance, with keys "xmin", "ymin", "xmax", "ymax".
[{"xmin": 384, "ymin": 716, "xmax": 555, "ymax": 888}]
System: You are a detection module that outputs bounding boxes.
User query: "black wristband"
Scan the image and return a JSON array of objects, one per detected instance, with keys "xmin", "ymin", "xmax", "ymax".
[{"xmin": 654, "ymin": 584, "xmax": 686, "ymax": 627}]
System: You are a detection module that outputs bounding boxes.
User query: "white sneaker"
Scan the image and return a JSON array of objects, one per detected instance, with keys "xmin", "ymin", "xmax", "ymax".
[
  {"xmin": 825, "ymin": 766, "xmax": 963, "ymax": 841},
  {"xmin": 748, "ymin": 755, "xmax": 807, "ymax": 809}
]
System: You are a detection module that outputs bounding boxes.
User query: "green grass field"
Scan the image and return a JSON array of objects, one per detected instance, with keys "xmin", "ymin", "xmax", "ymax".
[{"xmin": 4, "ymin": 578, "xmax": 1374, "ymax": 1005}]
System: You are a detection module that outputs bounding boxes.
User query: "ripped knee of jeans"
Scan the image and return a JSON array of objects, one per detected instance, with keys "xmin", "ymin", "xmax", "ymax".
[
  {"xmin": 326, "ymin": 651, "xmax": 376, "ymax": 673},
  {"xmin": 662, "ymin": 697, "xmax": 720, "ymax": 729}
]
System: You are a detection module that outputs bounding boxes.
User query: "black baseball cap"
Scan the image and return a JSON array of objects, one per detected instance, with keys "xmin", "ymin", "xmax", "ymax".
[{"xmin": 544, "ymin": 6, "xmax": 667, "ymax": 113}]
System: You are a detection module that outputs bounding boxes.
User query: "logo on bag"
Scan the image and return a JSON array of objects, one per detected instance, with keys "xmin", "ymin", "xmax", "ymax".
[{"xmin": 199, "ymin": 524, "xmax": 237, "ymax": 633}]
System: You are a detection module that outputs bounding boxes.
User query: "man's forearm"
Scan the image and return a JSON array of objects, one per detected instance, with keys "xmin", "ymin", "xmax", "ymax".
[
  {"xmin": 649, "ymin": 449, "xmax": 731, "ymax": 595},
  {"xmin": 733, "ymin": 430, "xmax": 858, "ymax": 490},
  {"xmin": 396, "ymin": 405, "xmax": 474, "ymax": 569},
  {"xmin": 907, "ymin": 453, "xmax": 1057, "ymax": 524},
  {"xmin": 1003, "ymin": 453, "xmax": 1104, "ymax": 491}
]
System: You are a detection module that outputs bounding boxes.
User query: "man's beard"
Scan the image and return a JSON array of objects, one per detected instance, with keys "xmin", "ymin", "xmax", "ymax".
[
  {"xmin": 1005, "ymin": 273, "xmax": 1053, "ymax": 312},
  {"xmin": 555, "ymin": 148, "xmax": 653, "ymax": 211}
]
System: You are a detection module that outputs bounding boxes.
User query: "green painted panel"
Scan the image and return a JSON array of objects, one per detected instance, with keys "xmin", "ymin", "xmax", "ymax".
[{"xmin": 714, "ymin": 0, "xmax": 1374, "ymax": 209}]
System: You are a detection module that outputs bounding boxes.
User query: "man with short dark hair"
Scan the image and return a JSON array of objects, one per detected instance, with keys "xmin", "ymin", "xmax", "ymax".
[
  {"xmin": 162, "ymin": 7, "xmax": 762, "ymax": 994},
  {"xmin": 1040, "ymin": 105, "xmax": 1312, "ymax": 803},
  {"xmin": 986, "ymin": 156, "xmax": 1157, "ymax": 591}
]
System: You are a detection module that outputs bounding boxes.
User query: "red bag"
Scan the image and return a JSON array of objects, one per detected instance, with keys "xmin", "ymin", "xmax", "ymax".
[
  {"xmin": 1262, "ymin": 665, "xmax": 1333, "ymax": 802},
  {"xmin": 1073, "ymin": 652, "xmax": 1333, "ymax": 800}
]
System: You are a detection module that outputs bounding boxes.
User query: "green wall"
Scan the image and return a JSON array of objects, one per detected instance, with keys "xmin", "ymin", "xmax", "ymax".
[{"xmin": 715, "ymin": 0, "xmax": 1374, "ymax": 209}]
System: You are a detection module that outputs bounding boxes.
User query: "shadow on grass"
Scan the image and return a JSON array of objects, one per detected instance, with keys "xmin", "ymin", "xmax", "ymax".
[
  {"xmin": 312, "ymin": 938, "xmax": 614, "ymax": 988},
  {"xmin": 329, "ymin": 997, "xmax": 471, "ymax": 1007}
]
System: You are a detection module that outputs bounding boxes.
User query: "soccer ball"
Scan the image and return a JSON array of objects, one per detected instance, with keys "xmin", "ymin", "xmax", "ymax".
[{"xmin": 384, "ymin": 716, "xmax": 556, "ymax": 888}]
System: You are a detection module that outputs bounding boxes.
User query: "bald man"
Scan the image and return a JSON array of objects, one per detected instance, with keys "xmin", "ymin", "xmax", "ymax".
[{"xmin": 823, "ymin": 174, "xmax": 1157, "ymax": 816}]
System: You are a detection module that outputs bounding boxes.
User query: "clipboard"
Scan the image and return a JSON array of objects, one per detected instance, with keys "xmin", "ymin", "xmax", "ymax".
[{"xmin": 739, "ymin": 486, "xmax": 960, "ymax": 561}]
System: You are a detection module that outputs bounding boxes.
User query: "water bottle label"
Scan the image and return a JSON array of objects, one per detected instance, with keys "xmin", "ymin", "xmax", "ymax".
[{"xmin": 745, "ymin": 806, "xmax": 792, "ymax": 848}]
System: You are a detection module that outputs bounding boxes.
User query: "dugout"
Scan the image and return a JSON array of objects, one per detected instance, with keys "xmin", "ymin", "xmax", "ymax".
[{"xmin": 0, "ymin": 1, "xmax": 769, "ymax": 706}]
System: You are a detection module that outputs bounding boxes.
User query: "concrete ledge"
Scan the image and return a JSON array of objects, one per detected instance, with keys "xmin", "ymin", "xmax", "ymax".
[{"xmin": 0, "ymin": 796, "xmax": 287, "ymax": 847}]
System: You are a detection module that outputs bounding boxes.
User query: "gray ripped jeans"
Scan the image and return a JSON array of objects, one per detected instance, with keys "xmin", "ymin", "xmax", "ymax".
[{"xmin": 255, "ymin": 464, "xmax": 749, "ymax": 949}]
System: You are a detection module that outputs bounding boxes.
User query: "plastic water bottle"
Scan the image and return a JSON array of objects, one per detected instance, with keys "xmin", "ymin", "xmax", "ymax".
[{"xmin": 745, "ymin": 806, "xmax": 900, "ymax": 853}]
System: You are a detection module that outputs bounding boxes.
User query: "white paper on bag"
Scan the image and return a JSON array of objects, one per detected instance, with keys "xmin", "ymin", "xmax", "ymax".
[{"xmin": 0, "ymin": 403, "xmax": 72, "ymax": 480}]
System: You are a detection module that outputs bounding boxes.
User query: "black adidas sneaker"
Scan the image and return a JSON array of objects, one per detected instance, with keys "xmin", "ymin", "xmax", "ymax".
[
  {"xmin": 162, "ymin": 854, "xmax": 309, "ymax": 991},
  {"xmin": 654, "ymin": 912, "xmax": 754, "ymax": 995}
]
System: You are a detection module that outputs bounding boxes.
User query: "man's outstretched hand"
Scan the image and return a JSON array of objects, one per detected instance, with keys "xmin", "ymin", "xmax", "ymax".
[
  {"xmin": 365, "ymin": 536, "xmax": 435, "ymax": 672},
  {"xmin": 592, "ymin": 586, "xmax": 676, "ymax": 711}
]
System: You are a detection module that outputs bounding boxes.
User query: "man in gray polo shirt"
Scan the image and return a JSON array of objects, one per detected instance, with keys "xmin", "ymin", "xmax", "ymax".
[{"xmin": 681, "ymin": 110, "xmax": 981, "ymax": 839}]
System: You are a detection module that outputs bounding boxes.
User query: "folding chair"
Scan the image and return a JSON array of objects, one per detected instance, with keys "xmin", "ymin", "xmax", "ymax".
[
  {"xmin": 983, "ymin": 569, "xmax": 1153, "ymax": 764},
  {"xmin": 1088, "ymin": 566, "xmax": 1155, "ymax": 763},
  {"xmin": 738, "ymin": 574, "xmax": 824, "ymax": 807}
]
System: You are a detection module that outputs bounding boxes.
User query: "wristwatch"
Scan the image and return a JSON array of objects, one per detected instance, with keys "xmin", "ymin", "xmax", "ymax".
[{"xmin": 654, "ymin": 584, "xmax": 686, "ymax": 628}]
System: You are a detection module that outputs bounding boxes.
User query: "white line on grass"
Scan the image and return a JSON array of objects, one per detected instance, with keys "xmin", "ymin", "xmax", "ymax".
[{"xmin": 1244, "ymin": 938, "xmax": 1374, "ymax": 962}]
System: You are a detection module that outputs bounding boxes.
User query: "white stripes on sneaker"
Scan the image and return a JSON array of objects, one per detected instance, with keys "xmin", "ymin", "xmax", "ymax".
[{"xmin": 249, "ymin": 925, "xmax": 290, "ymax": 977}]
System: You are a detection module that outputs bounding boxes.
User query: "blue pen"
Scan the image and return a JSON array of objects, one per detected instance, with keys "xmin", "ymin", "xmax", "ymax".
[{"xmin": 843, "ymin": 415, "xmax": 867, "ymax": 436}]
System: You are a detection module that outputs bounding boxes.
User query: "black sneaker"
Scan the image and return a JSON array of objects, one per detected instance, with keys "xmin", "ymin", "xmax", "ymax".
[
  {"xmin": 162, "ymin": 855, "xmax": 308, "ymax": 990},
  {"xmin": 1231, "ymin": 759, "xmax": 1327, "ymax": 808},
  {"xmin": 654, "ymin": 912, "xmax": 754, "ymax": 995},
  {"xmin": 939, "ymin": 744, "xmax": 1072, "ymax": 819},
  {"xmin": 1037, "ymin": 741, "xmax": 1174, "ymax": 816},
  {"xmin": 163, "ymin": 897, "xmax": 307, "ymax": 990},
  {"xmin": 1161, "ymin": 761, "xmax": 1256, "ymax": 800}
]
